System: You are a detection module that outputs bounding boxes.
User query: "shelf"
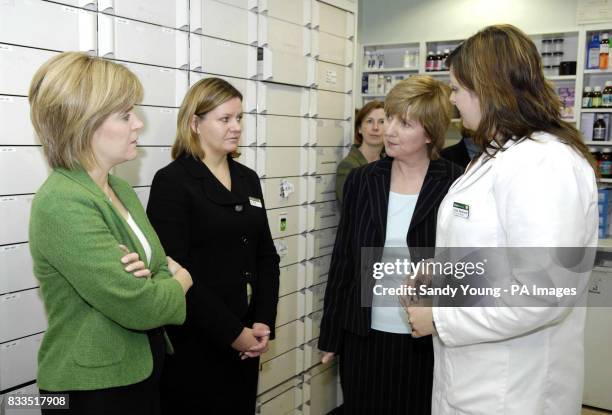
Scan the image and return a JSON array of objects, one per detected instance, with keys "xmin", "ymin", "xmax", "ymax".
[
  {"xmin": 585, "ymin": 140, "xmax": 612, "ymax": 145},
  {"xmin": 598, "ymin": 238, "xmax": 612, "ymax": 248},
  {"xmin": 546, "ymin": 75, "xmax": 577, "ymax": 81},
  {"xmin": 584, "ymin": 69, "xmax": 612, "ymax": 75},
  {"xmin": 598, "ymin": 178, "xmax": 612, "ymax": 183},
  {"xmin": 451, "ymin": 118, "xmax": 461, "ymax": 123},
  {"xmin": 363, "ymin": 67, "xmax": 419, "ymax": 73},
  {"xmin": 362, "ymin": 94, "xmax": 385, "ymax": 98},
  {"xmin": 580, "ymin": 108, "xmax": 612, "ymax": 113},
  {"xmin": 424, "ymin": 70, "xmax": 450, "ymax": 76}
]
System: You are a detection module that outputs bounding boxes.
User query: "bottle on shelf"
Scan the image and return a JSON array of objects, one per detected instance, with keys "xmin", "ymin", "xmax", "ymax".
[
  {"xmin": 593, "ymin": 86, "xmax": 603, "ymax": 108},
  {"xmin": 403, "ymin": 50, "xmax": 411, "ymax": 68},
  {"xmin": 542, "ymin": 39, "xmax": 552, "ymax": 53},
  {"xmin": 583, "ymin": 86, "xmax": 593, "ymax": 108},
  {"xmin": 426, "ymin": 51, "xmax": 435, "ymax": 72},
  {"xmin": 433, "ymin": 51, "xmax": 441, "ymax": 71},
  {"xmin": 604, "ymin": 81, "xmax": 612, "ymax": 107},
  {"xmin": 364, "ymin": 51, "xmax": 372, "ymax": 69},
  {"xmin": 553, "ymin": 38, "xmax": 564, "ymax": 53},
  {"xmin": 601, "ymin": 148, "xmax": 612, "ymax": 178},
  {"xmin": 593, "ymin": 115, "xmax": 607, "ymax": 141},
  {"xmin": 442, "ymin": 48, "xmax": 450, "ymax": 70},
  {"xmin": 588, "ymin": 33, "xmax": 601, "ymax": 70},
  {"xmin": 601, "ymin": 33, "xmax": 610, "ymax": 70},
  {"xmin": 377, "ymin": 52, "xmax": 384, "ymax": 68}
]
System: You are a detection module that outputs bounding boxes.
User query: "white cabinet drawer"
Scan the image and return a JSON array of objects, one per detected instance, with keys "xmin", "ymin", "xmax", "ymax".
[
  {"xmin": 316, "ymin": 61, "xmax": 352, "ymax": 93},
  {"xmin": 305, "ymin": 282, "xmax": 326, "ymax": 315},
  {"xmin": 0, "ymin": 244, "xmax": 38, "ymax": 295},
  {"xmin": 308, "ymin": 147, "xmax": 343, "ymax": 175},
  {"xmin": 275, "ymin": 291, "xmax": 305, "ymax": 327},
  {"xmin": 307, "ymin": 228, "xmax": 336, "ymax": 259},
  {"xmin": 259, "ymin": 0, "xmax": 311, "ymax": 26},
  {"xmin": 315, "ymin": 1, "xmax": 354, "ymax": 39},
  {"xmin": 313, "ymin": 31, "xmax": 353, "ymax": 66},
  {"xmin": 258, "ymin": 348, "xmax": 304, "ymax": 393},
  {"xmin": 307, "ymin": 174, "xmax": 336, "ymax": 203},
  {"xmin": 0, "ymin": 290, "xmax": 47, "ymax": 343},
  {"xmin": 311, "ymin": 90, "xmax": 351, "ymax": 120},
  {"xmin": 261, "ymin": 177, "xmax": 308, "ymax": 209},
  {"xmin": 98, "ymin": 15, "xmax": 188, "ymax": 69},
  {"xmin": 303, "ymin": 364, "xmax": 339, "ymax": 415},
  {"xmin": 273, "ymin": 234, "xmax": 307, "ymax": 268},
  {"xmin": 0, "ymin": 196, "xmax": 33, "ymax": 246},
  {"xmin": 0, "ymin": 45, "xmax": 57, "ymax": 96},
  {"xmin": 267, "ymin": 206, "xmax": 307, "ymax": 239},
  {"xmin": 0, "ymin": 147, "xmax": 49, "ymax": 195},
  {"xmin": 257, "ymin": 115, "xmax": 309, "ymax": 147},
  {"xmin": 257, "ymin": 147, "xmax": 308, "ymax": 178},
  {"xmin": 259, "ymin": 15, "xmax": 310, "ymax": 56},
  {"xmin": 257, "ymin": 382, "xmax": 303, "ymax": 415},
  {"xmin": 307, "ymin": 202, "xmax": 339, "ymax": 231},
  {"xmin": 260, "ymin": 48, "xmax": 315, "ymax": 88},
  {"xmin": 135, "ymin": 106, "xmax": 178, "ymax": 146},
  {"xmin": 123, "ymin": 62, "xmax": 188, "ymax": 108},
  {"xmin": 304, "ymin": 309, "xmax": 323, "ymax": 343},
  {"xmin": 189, "ymin": 72, "xmax": 258, "ymax": 115},
  {"xmin": 0, "ymin": 0, "xmax": 96, "ymax": 52},
  {"xmin": 113, "ymin": 147, "xmax": 172, "ymax": 187},
  {"xmin": 306, "ymin": 255, "xmax": 331, "ymax": 287},
  {"xmin": 0, "ymin": 333, "xmax": 43, "ymax": 391},
  {"xmin": 236, "ymin": 147, "xmax": 257, "ymax": 171},
  {"xmin": 210, "ymin": 0, "xmax": 257, "ymax": 10},
  {"xmin": 302, "ymin": 338, "xmax": 323, "ymax": 370},
  {"xmin": 310, "ymin": 118, "xmax": 351, "ymax": 147},
  {"xmin": 262, "ymin": 319, "xmax": 304, "ymax": 363},
  {"xmin": 99, "ymin": 0, "xmax": 189, "ymax": 29},
  {"xmin": 191, "ymin": 35, "xmax": 257, "ymax": 79},
  {"xmin": 0, "ymin": 97, "xmax": 38, "ymax": 146},
  {"xmin": 279, "ymin": 263, "xmax": 306, "ymax": 297},
  {"xmin": 191, "ymin": 0, "xmax": 257, "ymax": 45},
  {"xmin": 257, "ymin": 83, "xmax": 310, "ymax": 117}
]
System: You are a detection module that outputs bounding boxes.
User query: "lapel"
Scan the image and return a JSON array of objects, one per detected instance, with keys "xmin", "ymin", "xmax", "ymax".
[
  {"xmin": 408, "ymin": 159, "xmax": 451, "ymax": 233},
  {"xmin": 365, "ymin": 157, "xmax": 392, "ymax": 245}
]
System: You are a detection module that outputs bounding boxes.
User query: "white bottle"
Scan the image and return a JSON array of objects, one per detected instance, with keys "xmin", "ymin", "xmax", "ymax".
[
  {"xmin": 378, "ymin": 52, "xmax": 385, "ymax": 68},
  {"xmin": 403, "ymin": 50, "xmax": 411, "ymax": 68},
  {"xmin": 364, "ymin": 51, "xmax": 371, "ymax": 69}
]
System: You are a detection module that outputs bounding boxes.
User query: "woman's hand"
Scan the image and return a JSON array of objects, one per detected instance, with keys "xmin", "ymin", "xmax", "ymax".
[
  {"xmin": 406, "ymin": 306, "xmax": 436, "ymax": 338},
  {"xmin": 231, "ymin": 327, "xmax": 261, "ymax": 353},
  {"xmin": 119, "ymin": 244, "xmax": 150, "ymax": 278},
  {"xmin": 240, "ymin": 323, "xmax": 271, "ymax": 360},
  {"xmin": 167, "ymin": 256, "xmax": 192, "ymax": 294},
  {"xmin": 321, "ymin": 351, "xmax": 335, "ymax": 364}
]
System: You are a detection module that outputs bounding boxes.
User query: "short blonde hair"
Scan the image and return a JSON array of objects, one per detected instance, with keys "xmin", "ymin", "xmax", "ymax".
[
  {"xmin": 172, "ymin": 77, "xmax": 242, "ymax": 160},
  {"xmin": 29, "ymin": 52, "xmax": 143, "ymax": 170},
  {"xmin": 385, "ymin": 75, "xmax": 451, "ymax": 160}
]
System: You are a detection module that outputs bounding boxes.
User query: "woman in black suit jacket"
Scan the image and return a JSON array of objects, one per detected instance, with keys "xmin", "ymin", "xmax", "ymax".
[
  {"xmin": 147, "ymin": 78, "xmax": 280, "ymax": 414},
  {"xmin": 318, "ymin": 76, "xmax": 463, "ymax": 415}
]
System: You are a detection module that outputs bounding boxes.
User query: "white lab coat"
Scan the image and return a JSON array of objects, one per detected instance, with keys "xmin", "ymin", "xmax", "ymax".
[{"xmin": 432, "ymin": 132, "xmax": 598, "ymax": 415}]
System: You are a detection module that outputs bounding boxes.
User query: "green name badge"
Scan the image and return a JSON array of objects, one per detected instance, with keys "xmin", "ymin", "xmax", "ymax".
[{"xmin": 452, "ymin": 202, "xmax": 470, "ymax": 219}]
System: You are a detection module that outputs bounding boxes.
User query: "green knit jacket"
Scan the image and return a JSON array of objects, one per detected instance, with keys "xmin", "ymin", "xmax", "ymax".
[{"xmin": 29, "ymin": 167, "xmax": 186, "ymax": 391}]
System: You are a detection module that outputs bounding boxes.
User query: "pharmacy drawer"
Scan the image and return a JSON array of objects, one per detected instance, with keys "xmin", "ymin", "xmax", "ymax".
[
  {"xmin": 257, "ymin": 83, "xmax": 310, "ymax": 117},
  {"xmin": 133, "ymin": 186, "xmax": 151, "ymax": 209},
  {"xmin": 303, "ymin": 365, "xmax": 339, "ymax": 415},
  {"xmin": 0, "ymin": 147, "xmax": 49, "ymax": 196},
  {"xmin": 257, "ymin": 378, "xmax": 303, "ymax": 415},
  {"xmin": 302, "ymin": 338, "xmax": 323, "ymax": 370},
  {"xmin": 267, "ymin": 206, "xmax": 307, "ymax": 239},
  {"xmin": 307, "ymin": 228, "xmax": 336, "ymax": 259},
  {"xmin": 305, "ymin": 282, "xmax": 326, "ymax": 315},
  {"xmin": 316, "ymin": 61, "xmax": 352, "ymax": 93},
  {"xmin": 259, "ymin": 0, "xmax": 311, "ymax": 26},
  {"xmin": 312, "ymin": 31, "xmax": 353, "ymax": 66},
  {"xmin": 98, "ymin": 15, "xmax": 188, "ymax": 69},
  {"xmin": 257, "ymin": 147, "xmax": 308, "ymax": 178},
  {"xmin": 0, "ymin": 289, "xmax": 47, "ymax": 343},
  {"xmin": 258, "ymin": 348, "xmax": 304, "ymax": 393},
  {"xmin": 123, "ymin": 62, "xmax": 188, "ymax": 108},
  {"xmin": 99, "ymin": 0, "xmax": 188, "ymax": 29},
  {"xmin": 314, "ymin": 1, "xmax": 354, "ymax": 39},
  {"xmin": 273, "ymin": 234, "xmax": 307, "ymax": 268},
  {"xmin": 307, "ymin": 201, "xmax": 339, "ymax": 231},
  {"xmin": 275, "ymin": 291, "xmax": 306, "ymax": 327},
  {"xmin": 0, "ymin": 45, "xmax": 57, "ymax": 96},
  {"xmin": 307, "ymin": 174, "xmax": 336, "ymax": 203},
  {"xmin": 0, "ymin": 97, "xmax": 38, "ymax": 146},
  {"xmin": 113, "ymin": 147, "xmax": 172, "ymax": 187},
  {"xmin": 260, "ymin": 48, "xmax": 315, "ymax": 88},
  {"xmin": 0, "ymin": 244, "xmax": 38, "ymax": 295},
  {"xmin": 310, "ymin": 118, "xmax": 351, "ymax": 147},
  {"xmin": 190, "ymin": 72, "xmax": 258, "ymax": 115},
  {"xmin": 311, "ymin": 90, "xmax": 352, "ymax": 120},
  {"xmin": 0, "ymin": 382, "xmax": 41, "ymax": 415},
  {"xmin": 191, "ymin": 35, "xmax": 257, "ymax": 80},
  {"xmin": 308, "ymin": 147, "xmax": 343, "ymax": 175},
  {"xmin": 212, "ymin": 0, "xmax": 257, "ymax": 10},
  {"xmin": 0, "ymin": 196, "xmax": 33, "ymax": 246},
  {"xmin": 0, "ymin": 333, "xmax": 43, "ymax": 391},
  {"xmin": 257, "ymin": 115, "xmax": 309, "ymax": 147},
  {"xmin": 261, "ymin": 177, "xmax": 308, "ymax": 209},
  {"xmin": 135, "ymin": 106, "xmax": 178, "ymax": 146},
  {"xmin": 306, "ymin": 255, "xmax": 331, "ymax": 287},
  {"xmin": 191, "ymin": 0, "xmax": 256, "ymax": 45},
  {"xmin": 0, "ymin": 0, "xmax": 95, "ymax": 52},
  {"xmin": 261, "ymin": 319, "xmax": 304, "ymax": 363},
  {"xmin": 304, "ymin": 309, "xmax": 323, "ymax": 343},
  {"xmin": 279, "ymin": 263, "xmax": 306, "ymax": 297},
  {"xmin": 259, "ymin": 15, "xmax": 310, "ymax": 56},
  {"xmin": 236, "ymin": 147, "xmax": 257, "ymax": 171}
]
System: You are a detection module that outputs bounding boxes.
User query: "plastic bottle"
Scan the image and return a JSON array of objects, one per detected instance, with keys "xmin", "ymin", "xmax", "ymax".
[
  {"xmin": 588, "ymin": 33, "xmax": 601, "ymax": 70},
  {"xmin": 426, "ymin": 51, "xmax": 435, "ymax": 72},
  {"xmin": 433, "ymin": 51, "xmax": 441, "ymax": 71},
  {"xmin": 594, "ymin": 86, "xmax": 604, "ymax": 107},
  {"xmin": 442, "ymin": 49, "xmax": 450, "ymax": 70},
  {"xmin": 364, "ymin": 51, "xmax": 371, "ymax": 69},
  {"xmin": 604, "ymin": 81, "xmax": 612, "ymax": 107},
  {"xmin": 583, "ymin": 86, "xmax": 593, "ymax": 108},
  {"xmin": 601, "ymin": 33, "xmax": 610, "ymax": 70},
  {"xmin": 594, "ymin": 115, "xmax": 607, "ymax": 141},
  {"xmin": 403, "ymin": 50, "xmax": 411, "ymax": 68},
  {"xmin": 601, "ymin": 148, "xmax": 612, "ymax": 177}
]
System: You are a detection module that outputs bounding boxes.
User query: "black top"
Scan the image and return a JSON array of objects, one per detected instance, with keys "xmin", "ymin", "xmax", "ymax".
[{"xmin": 440, "ymin": 138, "xmax": 471, "ymax": 169}]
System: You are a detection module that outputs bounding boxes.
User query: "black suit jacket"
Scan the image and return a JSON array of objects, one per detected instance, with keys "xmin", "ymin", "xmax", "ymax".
[
  {"xmin": 318, "ymin": 157, "xmax": 463, "ymax": 353},
  {"xmin": 147, "ymin": 155, "xmax": 280, "ymax": 348},
  {"xmin": 440, "ymin": 138, "xmax": 471, "ymax": 169}
]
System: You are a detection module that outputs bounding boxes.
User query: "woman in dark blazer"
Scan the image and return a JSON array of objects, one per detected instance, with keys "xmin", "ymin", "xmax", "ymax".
[
  {"xmin": 318, "ymin": 76, "xmax": 463, "ymax": 415},
  {"xmin": 147, "ymin": 77, "xmax": 280, "ymax": 414}
]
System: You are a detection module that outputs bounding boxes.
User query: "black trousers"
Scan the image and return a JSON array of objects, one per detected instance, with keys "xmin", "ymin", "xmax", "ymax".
[
  {"xmin": 339, "ymin": 329, "xmax": 434, "ymax": 415},
  {"xmin": 40, "ymin": 329, "xmax": 165, "ymax": 415}
]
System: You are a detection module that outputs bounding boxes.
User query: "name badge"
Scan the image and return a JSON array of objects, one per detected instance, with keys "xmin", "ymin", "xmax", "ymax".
[
  {"xmin": 453, "ymin": 202, "xmax": 470, "ymax": 219},
  {"xmin": 249, "ymin": 196, "xmax": 263, "ymax": 208}
]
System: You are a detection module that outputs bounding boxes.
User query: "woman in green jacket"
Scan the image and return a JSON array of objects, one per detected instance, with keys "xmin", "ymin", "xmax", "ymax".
[
  {"xmin": 335, "ymin": 100, "xmax": 386, "ymax": 205},
  {"xmin": 28, "ymin": 52, "xmax": 192, "ymax": 415}
]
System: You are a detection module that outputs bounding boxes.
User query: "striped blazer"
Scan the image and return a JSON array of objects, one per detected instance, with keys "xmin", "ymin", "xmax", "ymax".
[{"xmin": 318, "ymin": 156, "xmax": 463, "ymax": 353}]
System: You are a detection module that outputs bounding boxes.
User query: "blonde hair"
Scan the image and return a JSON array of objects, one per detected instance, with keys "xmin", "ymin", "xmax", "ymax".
[
  {"xmin": 29, "ymin": 52, "xmax": 143, "ymax": 170},
  {"xmin": 385, "ymin": 75, "xmax": 452, "ymax": 160},
  {"xmin": 172, "ymin": 77, "xmax": 242, "ymax": 160}
]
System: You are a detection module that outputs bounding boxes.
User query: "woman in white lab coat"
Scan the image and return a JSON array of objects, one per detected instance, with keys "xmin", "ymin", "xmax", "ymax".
[{"xmin": 407, "ymin": 24, "xmax": 599, "ymax": 415}]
